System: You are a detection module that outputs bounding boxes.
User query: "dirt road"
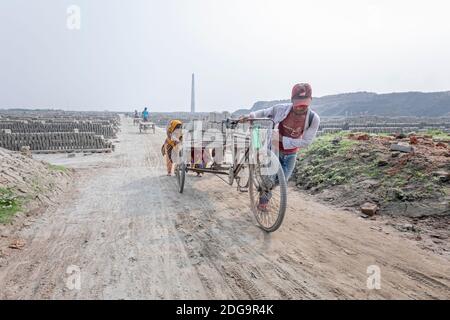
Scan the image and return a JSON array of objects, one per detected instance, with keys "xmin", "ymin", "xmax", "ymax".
[{"xmin": 0, "ymin": 117, "xmax": 449, "ymax": 299}]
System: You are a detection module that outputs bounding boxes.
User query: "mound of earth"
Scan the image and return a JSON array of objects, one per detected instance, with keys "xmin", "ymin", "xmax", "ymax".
[
  {"xmin": 294, "ymin": 131, "xmax": 450, "ymax": 256},
  {"xmin": 0, "ymin": 147, "xmax": 72, "ymax": 226},
  {"xmin": 295, "ymin": 131, "xmax": 450, "ymax": 217}
]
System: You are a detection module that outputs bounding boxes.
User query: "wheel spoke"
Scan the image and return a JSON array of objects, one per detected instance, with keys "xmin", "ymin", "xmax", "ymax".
[{"xmin": 249, "ymin": 164, "xmax": 287, "ymax": 232}]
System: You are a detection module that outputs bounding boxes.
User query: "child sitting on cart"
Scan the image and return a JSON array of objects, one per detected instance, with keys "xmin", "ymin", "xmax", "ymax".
[
  {"xmin": 162, "ymin": 120, "xmax": 212, "ymax": 177},
  {"xmin": 190, "ymin": 148, "xmax": 210, "ymax": 177}
]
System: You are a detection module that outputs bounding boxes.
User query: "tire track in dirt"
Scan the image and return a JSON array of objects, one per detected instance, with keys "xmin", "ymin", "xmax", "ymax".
[{"xmin": 172, "ymin": 175, "xmax": 334, "ymax": 299}]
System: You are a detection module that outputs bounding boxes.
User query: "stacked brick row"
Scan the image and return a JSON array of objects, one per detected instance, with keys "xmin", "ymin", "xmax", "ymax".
[
  {"xmin": 318, "ymin": 127, "xmax": 449, "ymax": 136},
  {"xmin": 318, "ymin": 117, "xmax": 449, "ymax": 136},
  {"xmin": 0, "ymin": 132, "xmax": 113, "ymax": 152},
  {"xmin": 0, "ymin": 121, "xmax": 116, "ymax": 138},
  {"xmin": 349, "ymin": 127, "xmax": 421, "ymax": 134}
]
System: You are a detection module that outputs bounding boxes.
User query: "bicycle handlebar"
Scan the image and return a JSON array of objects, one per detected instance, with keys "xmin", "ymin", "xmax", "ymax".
[{"xmin": 223, "ymin": 117, "xmax": 275, "ymax": 129}]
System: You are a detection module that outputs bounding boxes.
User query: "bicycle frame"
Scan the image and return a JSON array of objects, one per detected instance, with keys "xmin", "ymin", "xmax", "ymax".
[
  {"xmin": 183, "ymin": 118, "xmax": 275, "ymax": 186},
  {"xmin": 175, "ymin": 117, "xmax": 287, "ymax": 232}
]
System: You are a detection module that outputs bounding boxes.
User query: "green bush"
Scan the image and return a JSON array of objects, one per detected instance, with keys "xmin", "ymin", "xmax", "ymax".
[
  {"xmin": 426, "ymin": 129, "xmax": 448, "ymax": 139},
  {"xmin": 47, "ymin": 164, "xmax": 67, "ymax": 172},
  {"xmin": 0, "ymin": 188, "xmax": 21, "ymax": 224}
]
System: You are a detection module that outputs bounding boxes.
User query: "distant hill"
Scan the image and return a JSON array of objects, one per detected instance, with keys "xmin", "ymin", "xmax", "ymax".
[{"xmin": 232, "ymin": 91, "xmax": 450, "ymax": 117}]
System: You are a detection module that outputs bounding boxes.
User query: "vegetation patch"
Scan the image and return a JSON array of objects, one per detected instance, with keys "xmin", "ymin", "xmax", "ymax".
[
  {"xmin": 427, "ymin": 129, "xmax": 449, "ymax": 140},
  {"xmin": 0, "ymin": 188, "xmax": 22, "ymax": 224},
  {"xmin": 295, "ymin": 132, "xmax": 449, "ymax": 217},
  {"xmin": 47, "ymin": 164, "xmax": 68, "ymax": 172}
]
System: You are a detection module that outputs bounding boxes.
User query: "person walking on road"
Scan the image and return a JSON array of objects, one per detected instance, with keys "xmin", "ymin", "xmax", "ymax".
[
  {"xmin": 162, "ymin": 119, "xmax": 183, "ymax": 176},
  {"xmin": 142, "ymin": 107, "xmax": 150, "ymax": 122},
  {"xmin": 241, "ymin": 83, "xmax": 320, "ymax": 211}
]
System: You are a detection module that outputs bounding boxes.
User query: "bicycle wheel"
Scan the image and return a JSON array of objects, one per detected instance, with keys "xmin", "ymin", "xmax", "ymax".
[
  {"xmin": 249, "ymin": 158, "xmax": 287, "ymax": 232},
  {"xmin": 175, "ymin": 163, "xmax": 186, "ymax": 193},
  {"xmin": 236, "ymin": 163, "xmax": 250, "ymax": 189}
]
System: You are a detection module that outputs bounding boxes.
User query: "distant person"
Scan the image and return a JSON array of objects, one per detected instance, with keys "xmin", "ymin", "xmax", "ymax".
[
  {"xmin": 162, "ymin": 120, "xmax": 183, "ymax": 176},
  {"xmin": 133, "ymin": 109, "xmax": 140, "ymax": 125},
  {"xmin": 142, "ymin": 107, "xmax": 150, "ymax": 122},
  {"xmin": 240, "ymin": 83, "xmax": 320, "ymax": 211}
]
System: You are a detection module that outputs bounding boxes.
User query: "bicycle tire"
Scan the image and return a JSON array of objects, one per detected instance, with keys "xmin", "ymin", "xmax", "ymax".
[
  {"xmin": 249, "ymin": 159, "xmax": 287, "ymax": 232},
  {"xmin": 176, "ymin": 163, "xmax": 186, "ymax": 193}
]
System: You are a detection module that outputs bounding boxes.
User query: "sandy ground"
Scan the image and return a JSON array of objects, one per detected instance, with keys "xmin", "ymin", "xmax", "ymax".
[{"xmin": 0, "ymin": 117, "xmax": 449, "ymax": 299}]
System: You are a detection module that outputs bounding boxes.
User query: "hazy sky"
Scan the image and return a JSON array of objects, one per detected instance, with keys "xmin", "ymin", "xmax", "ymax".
[{"xmin": 1, "ymin": 0, "xmax": 450, "ymax": 112}]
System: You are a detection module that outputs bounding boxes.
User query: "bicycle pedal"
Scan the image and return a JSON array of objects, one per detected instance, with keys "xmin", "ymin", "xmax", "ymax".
[{"xmin": 237, "ymin": 187, "xmax": 248, "ymax": 193}]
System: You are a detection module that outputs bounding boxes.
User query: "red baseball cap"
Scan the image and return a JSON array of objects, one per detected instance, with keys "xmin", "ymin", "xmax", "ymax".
[{"xmin": 291, "ymin": 83, "xmax": 312, "ymax": 100}]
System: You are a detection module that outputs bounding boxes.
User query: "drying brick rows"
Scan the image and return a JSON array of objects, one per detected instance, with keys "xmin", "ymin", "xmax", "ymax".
[
  {"xmin": 0, "ymin": 121, "xmax": 116, "ymax": 138},
  {"xmin": 318, "ymin": 118, "xmax": 449, "ymax": 136},
  {"xmin": 0, "ymin": 111, "xmax": 119, "ymax": 152},
  {"xmin": 0, "ymin": 132, "xmax": 113, "ymax": 151}
]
